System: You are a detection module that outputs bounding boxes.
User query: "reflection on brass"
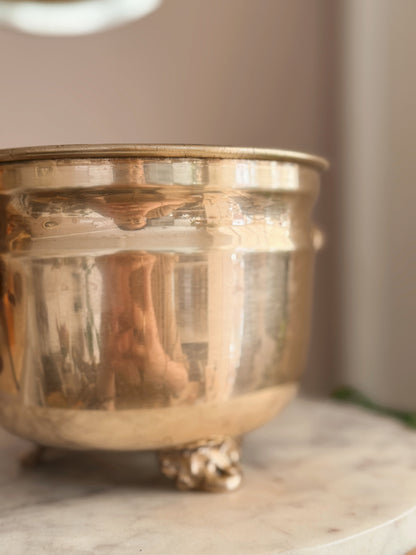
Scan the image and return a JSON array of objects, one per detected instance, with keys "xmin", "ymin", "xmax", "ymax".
[
  {"xmin": 0, "ymin": 144, "xmax": 326, "ymax": 491},
  {"xmin": 159, "ymin": 437, "xmax": 242, "ymax": 492}
]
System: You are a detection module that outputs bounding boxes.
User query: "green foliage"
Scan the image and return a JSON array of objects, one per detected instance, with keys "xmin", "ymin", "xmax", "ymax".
[{"xmin": 332, "ymin": 386, "xmax": 416, "ymax": 429}]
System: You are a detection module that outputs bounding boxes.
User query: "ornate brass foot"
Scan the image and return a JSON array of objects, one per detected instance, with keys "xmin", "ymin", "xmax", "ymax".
[
  {"xmin": 20, "ymin": 445, "xmax": 47, "ymax": 468},
  {"xmin": 158, "ymin": 437, "xmax": 242, "ymax": 492}
]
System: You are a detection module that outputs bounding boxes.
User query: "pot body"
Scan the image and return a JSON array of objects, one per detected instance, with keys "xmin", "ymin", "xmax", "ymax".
[{"xmin": 0, "ymin": 145, "xmax": 325, "ymax": 450}]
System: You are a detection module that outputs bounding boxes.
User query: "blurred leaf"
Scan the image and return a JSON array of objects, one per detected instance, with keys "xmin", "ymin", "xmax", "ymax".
[{"xmin": 332, "ymin": 386, "xmax": 416, "ymax": 429}]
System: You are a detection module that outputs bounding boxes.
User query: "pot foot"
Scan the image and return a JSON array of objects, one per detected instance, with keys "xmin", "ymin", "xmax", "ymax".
[
  {"xmin": 158, "ymin": 437, "xmax": 242, "ymax": 492},
  {"xmin": 20, "ymin": 444, "xmax": 47, "ymax": 468}
]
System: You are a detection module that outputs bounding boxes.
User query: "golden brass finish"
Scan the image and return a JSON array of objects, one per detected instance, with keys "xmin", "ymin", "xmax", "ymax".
[
  {"xmin": 159, "ymin": 437, "xmax": 242, "ymax": 493},
  {"xmin": 0, "ymin": 144, "xmax": 326, "ymax": 491},
  {"xmin": 0, "ymin": 143, "xmax": 328, "ymax": 170}
]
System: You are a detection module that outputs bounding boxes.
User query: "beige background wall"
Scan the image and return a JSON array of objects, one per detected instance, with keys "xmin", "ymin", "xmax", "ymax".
[
  {"xmin": 341, "ymin": 0, "xmax": 416, "ymax": 409},
  {"xmin": 0, "ymin": 0, "xmax": 340, "ymax": 394}
]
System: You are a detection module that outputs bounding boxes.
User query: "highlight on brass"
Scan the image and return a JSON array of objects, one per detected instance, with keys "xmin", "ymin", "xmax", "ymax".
[{"xmin": 0, "ymin": 145, "xmax": 326, "ymax": 491}]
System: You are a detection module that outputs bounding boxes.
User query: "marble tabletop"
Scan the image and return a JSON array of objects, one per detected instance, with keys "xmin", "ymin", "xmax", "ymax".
[{"xmin": 1, "ymin": 397, "xmax": 416, "ymax": 554}]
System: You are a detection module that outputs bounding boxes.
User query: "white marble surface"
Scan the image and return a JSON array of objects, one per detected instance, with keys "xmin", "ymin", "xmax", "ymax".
[{"xmin": 1, "ymin": 398, "xmax": 416, "ymax": 554}]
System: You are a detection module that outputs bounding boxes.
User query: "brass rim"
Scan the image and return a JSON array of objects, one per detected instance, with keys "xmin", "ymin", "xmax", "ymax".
[{"xmin": 0, "ymin": 144, "xmax": 329, "ymax": 171}]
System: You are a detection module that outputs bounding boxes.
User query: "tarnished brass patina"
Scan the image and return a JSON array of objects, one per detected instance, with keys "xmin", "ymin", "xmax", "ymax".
[{"xmin": 0, "ymin": 145, "xmax": 327, "ymax": 491}]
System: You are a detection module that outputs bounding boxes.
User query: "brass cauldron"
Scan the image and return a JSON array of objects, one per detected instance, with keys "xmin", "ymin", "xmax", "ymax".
[{"xmin": 0, "ymin": 145, "xmax": 327, "ymax": 491}]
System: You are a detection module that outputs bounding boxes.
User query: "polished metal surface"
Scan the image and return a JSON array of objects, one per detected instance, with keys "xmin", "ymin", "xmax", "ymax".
[
  {"xmin": 0, "ymin": 143, "xmax": 329, "ymax": 169},
  {"xmin": 0, "ymin": 146, "xmax": 326, "ymax": 476}
]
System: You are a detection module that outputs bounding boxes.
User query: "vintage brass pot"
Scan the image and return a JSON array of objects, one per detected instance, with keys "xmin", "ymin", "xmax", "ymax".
[{"xmin": 0, "ymin": 145, "xmax": 327, "ymax": 491}]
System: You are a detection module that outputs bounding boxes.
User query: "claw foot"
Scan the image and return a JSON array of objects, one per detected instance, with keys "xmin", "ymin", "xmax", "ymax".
[
  {"xmin": 158, "ymin": 437, "xmax": 242, "ymax": 492},
  {"xmin": 20, "ymin": 445, "xmax": 47, "ymax": 468}
]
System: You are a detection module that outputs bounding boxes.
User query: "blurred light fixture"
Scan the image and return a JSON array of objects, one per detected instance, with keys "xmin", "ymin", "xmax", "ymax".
[{"xmin": 0, "ymin": 0, "xmax": 161, "ymax": 36}]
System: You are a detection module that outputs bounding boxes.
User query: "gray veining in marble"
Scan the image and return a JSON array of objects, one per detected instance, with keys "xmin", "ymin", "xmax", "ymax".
[{"xmin": 1, "ymin": 398, "xmax": 416, "ymax": 554}]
